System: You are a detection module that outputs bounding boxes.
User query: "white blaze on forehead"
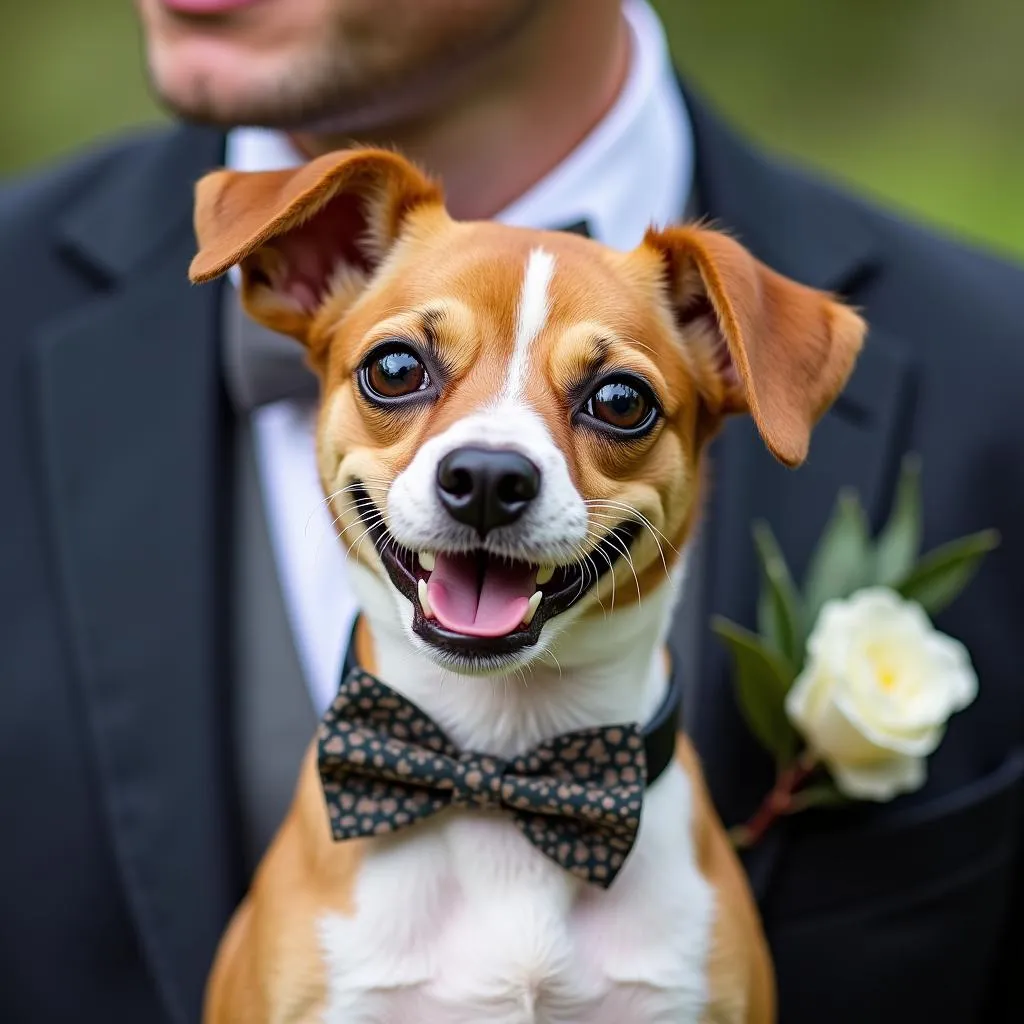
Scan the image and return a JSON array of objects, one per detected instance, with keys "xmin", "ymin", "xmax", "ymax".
[{"xmin": 503, "ymin": 247, "xmax": 555, "ymax": 401}]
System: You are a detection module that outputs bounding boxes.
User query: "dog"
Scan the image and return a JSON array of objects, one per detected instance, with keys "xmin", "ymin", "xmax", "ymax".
[{"xmin": 189, "ymin": 147, "xmax": 864, "ymax": 1023}]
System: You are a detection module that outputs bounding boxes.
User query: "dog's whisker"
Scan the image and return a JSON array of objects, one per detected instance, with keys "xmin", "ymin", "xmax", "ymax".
[
  {"xmin": 337, "ymin": 514, "xmax": 385, "ymax": 551},
  {"xmin": 307, "ymin": 502, "xmax": 385, "ymax": 562},
  {"xmin": 350, "ymin": 521, "xmax": 385, "ymax": 561},
  {"xmin": 584, "ymin": 514, "xmax": 643, "ymax": 591},
  {"xmin": 381, "ymin": 531, "xmax": 400, "ymax": 562},
  {"xmin": 585, "ymin": 507, "xmax": 671, "ymax": 565},
  {"xmin": 578, "ymin": 551, "xmax": 599, "ymax": 602},
  {"xmin": 583, "ymin": 550, "xmax": 607, "ymax": 615},
  {"xmin": 330, "ymin": 498, "xmax": 383, "ymax": 518},
  {"xmin": 540, "ymin": 647, "xmax": 563, "ymax": 679},
  {"xmin": 335, "ymin": 526, "xmax": 383, "ymax": 557},
  {"xmin": 308, "ymin": 490, "xmax": 386, "ymax": 537},
  {"xmin": 318, "ymin": 480, "xmax": 390, "ymax": 510},
  {"xmin": 333, "ymin": 488, "xmax": 390, "ymax": 502},
  {"xmin": 332, "ymin": 509, "xmax": 384, "ymax": 539},
  {"xmin": 583, "ymin": 499, "xmax": 675, "ymax": 547},
  {"xmin": 512, "ymin": 664, "xmax": 529, "ymax": 691},
  {"xmin": 573, "ymin": 527, "xmax": 610, "ymax": 611},
  {"xmin": 591, "ymin": 542, "xmax": 618, "ymax": 613},
  {"xmin": 326, "ymin": 496, "xmax": 390, "ymax": 537},
  {"xmin": 584, "ymin": 500, "xmax": 676, "ymax": 554},
  {"xmin": 604, "ymin": 530, "xmax": 643, "ymax": 607},
  {"xmin": 330, "ymin": 495, "xmax": 382, "ymax": 511},
  {"xmin": 330, "ymin": 494, "xmax": 389, "ymax": 514},
  {"xmin": 586, "ymin": 502, "xmax": 673, "ymax": 580}
]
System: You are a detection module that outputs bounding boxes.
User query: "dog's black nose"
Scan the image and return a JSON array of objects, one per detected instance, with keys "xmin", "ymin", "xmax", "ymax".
[{"xmin": 436, "ymin": 447, "xmax": 541, "ymax": 537}]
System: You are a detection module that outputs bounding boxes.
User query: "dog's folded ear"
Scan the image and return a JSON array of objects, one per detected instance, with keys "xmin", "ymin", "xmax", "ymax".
[
  {"xmin": 189, "ymin": 148, "xmax": 443, "ymax": 345},
  {"xmin": 644, "ymin": 225, "xmax": 866, "ymax": 468}
]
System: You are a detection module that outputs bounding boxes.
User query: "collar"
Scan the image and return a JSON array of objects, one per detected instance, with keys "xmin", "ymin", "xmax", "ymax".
[
  {"xmin": 338, "ymin": 618, "xmax": 684, "ymax": 787},
  {"xmin": 225, "ymin": 0, "xmax": 692, "ymax": 250}
]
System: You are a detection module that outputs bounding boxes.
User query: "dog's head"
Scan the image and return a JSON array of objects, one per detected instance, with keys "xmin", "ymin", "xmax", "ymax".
[{"xmin": 191, "ymin": 149, "xmax": 864, "ymax": 674}]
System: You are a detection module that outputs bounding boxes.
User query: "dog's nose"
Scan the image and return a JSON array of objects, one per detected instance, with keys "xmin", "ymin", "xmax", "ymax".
[{"xmin": 436, "ymin": 447, "xmax": 541, "ymax": 537}]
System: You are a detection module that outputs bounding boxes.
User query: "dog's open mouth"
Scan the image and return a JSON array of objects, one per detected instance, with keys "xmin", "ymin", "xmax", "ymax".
[{"xmin": 349, "ymin": 486, "xmax": 639, "ymax": 659}]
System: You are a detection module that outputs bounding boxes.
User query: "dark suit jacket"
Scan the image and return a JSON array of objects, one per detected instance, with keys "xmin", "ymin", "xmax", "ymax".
[{"xmin": 1, "ymin": 90, "xmax": 1022, "ymax": 1023}]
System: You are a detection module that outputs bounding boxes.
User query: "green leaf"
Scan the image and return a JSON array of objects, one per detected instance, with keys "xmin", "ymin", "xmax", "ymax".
[
  {"xmin": 802, "ymin": 489, "xmax": 872, "ymax": 625},
  {"xmin": 874, "ymin": 454, "xmax": 923, "ymax": 587},
  {"xmin": 712, "ymin": 617, "xmax": 800, "ymax": 765},
  {"xmin": 894, "ymin": 529, "xmax": 1000, "ymax": 615},
  {"xmin": 752, "ymin": 520, "xmax": 804, "ymax": 670}
]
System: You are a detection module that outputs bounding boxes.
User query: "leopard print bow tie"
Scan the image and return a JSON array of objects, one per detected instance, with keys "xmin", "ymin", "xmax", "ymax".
[{"xmin": 317, "ymin": 661, "xmax": 681, "ymax": 888}]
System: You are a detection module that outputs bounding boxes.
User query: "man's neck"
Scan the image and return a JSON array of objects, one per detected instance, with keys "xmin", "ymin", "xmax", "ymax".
[
  {"xmin": 289, "ymin": 5, "xmax": 630, "ymax": 221},
  {"xmin": 349, "ymin": 563, "xmax": 681, "ymax": 760}
]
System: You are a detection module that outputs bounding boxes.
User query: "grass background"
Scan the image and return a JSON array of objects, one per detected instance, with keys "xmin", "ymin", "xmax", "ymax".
[{"xmin": 1, "ymin": 0, "xmax": 1021, "ymax": 262}]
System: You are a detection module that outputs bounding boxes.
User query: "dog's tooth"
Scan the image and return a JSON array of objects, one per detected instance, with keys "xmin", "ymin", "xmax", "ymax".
[
  {"xmin": 536, "ymin": 565, "xmax": 554, "ymax": 585},
  {"xmin": 418, "ymin": 551, "xmax": 436, "ymax": 572},
  {"xmin": 418, "ymin": 579, "xmax": 435, "ymax": 619},
  {"xmin": 522, "ymin": 590, "xmax": 543, "ymax": 627}
]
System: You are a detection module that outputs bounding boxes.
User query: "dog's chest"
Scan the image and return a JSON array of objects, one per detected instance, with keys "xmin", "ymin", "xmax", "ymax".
[{"xmin": 316, "ymin": 765, "xmax": 714, "ymax": 1024}]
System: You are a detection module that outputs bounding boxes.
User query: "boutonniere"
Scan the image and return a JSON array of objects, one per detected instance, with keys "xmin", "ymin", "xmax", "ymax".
[{"xmin": 714, "ymin": 456, "xmax": 999, "ymax": 849}]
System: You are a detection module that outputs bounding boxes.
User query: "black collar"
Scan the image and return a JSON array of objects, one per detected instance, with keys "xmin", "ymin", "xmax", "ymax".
[{"xmin": 339, "ymin": 618, "xmax": 683, "ymax": 787}]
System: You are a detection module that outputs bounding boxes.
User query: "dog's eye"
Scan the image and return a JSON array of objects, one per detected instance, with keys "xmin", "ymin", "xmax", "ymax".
[
  {"xmin": 583, "ymin": 376, "xmax": 658, "ymax": 435},
  {"xmin": 361, "ymin": 344, "xmax": 429, "ymax": 400}
]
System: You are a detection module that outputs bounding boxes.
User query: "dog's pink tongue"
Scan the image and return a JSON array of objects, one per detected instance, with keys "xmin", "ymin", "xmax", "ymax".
[{"xmin": 426, "ymin": 553, "xmax": 536, "ymax": 637}]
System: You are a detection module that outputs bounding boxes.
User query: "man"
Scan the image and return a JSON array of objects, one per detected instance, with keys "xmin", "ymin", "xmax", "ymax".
[{"xmin": 0, "ymin": 0, "xmax": 1021, "ymax": 1020}]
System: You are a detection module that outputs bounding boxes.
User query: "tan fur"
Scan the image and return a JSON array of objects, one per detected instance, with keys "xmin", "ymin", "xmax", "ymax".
[
  {"xmin": 644, "ymin": 227, "xmax": 865, "ymax": 466},
  {"xmin": 675, "ymin": 737, "xmax": 776, "ymax": 1024},
  {"xmin": 204, "ymin": 620, "xmax": 380, "ymax": 1022},
  {"xmin": 190, "ymin": 149, "xmax": 440, "ymax": 287},
  {"xmin": 205, "ymin": 732, "xmax": 775, "ymax": 1024},
  {"xmin": 191, "ymin": 149, "xmax": 865, "ymax": 1023}
]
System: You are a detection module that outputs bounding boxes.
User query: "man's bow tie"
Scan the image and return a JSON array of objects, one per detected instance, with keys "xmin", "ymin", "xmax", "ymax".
[
  {"xmin": 225, "ymin": 220, "xmax": 593, "ymax": 411},
  {"xmin": 317, "ymin": 642, "xmax": 681, "ymax": 889}
]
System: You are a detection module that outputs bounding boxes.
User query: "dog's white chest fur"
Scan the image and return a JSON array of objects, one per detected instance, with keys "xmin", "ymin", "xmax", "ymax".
[{"xmin": 317, "ymin": 763, "xmax": 713, "ymax": 1024}]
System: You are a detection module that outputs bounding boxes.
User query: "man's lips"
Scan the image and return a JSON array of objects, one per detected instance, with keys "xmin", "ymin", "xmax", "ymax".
[
  {"xmin": 347, "ymin": 486, "xmax": 638, "ymax": 657},
  {"xmin": 159, "ymin": 0, "xmax": 260, "ymax": 15}
]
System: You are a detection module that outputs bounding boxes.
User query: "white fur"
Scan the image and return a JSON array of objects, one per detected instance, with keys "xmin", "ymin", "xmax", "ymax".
[
  {"xmin": 385, "ymin": 400, "xmax": 594, "ymax": 676},
  {"xmin": 317, "ymin": 321, "xmax": 715, "ymax": 1020},
  {"xmin": 387, "ymin": 402, "xmax": 589, "ymax": 568},
  {"xmin": 324, "ymin": 551, "xmax": 714, "ymax": 1023},
  {"xmin": 318, "ymin": 760, "xmax": 713, "ymax": 1023},
  {"xmin": 503, "ymin": 248, "xmax": 555, "ymax": 402}
]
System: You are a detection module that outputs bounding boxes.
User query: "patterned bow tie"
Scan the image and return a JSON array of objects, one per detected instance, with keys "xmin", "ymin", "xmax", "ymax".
[{"xmin": 317, "ymin": 648, "xmax": 681, "ymax": 889}]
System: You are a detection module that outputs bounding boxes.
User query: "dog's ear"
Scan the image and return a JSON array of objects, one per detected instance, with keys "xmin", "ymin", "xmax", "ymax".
[
  {"xmin": 189, "ymin": 148, "xmax": 443, "ymax": 345},
  {"xmin": 644, "ymin": 225, "xmax": 866, "ymax": 467}
]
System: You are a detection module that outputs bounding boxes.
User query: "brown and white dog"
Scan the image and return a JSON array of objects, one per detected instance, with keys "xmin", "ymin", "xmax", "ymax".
[{"xmin": 189, "ymin": 148, "xmax": 864, "ymax": 1023}]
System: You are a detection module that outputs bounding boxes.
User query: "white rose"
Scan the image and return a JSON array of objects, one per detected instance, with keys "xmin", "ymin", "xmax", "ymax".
[{"xmin": 785, "ymin": 587, "xmax": 978, "ymax": 801}]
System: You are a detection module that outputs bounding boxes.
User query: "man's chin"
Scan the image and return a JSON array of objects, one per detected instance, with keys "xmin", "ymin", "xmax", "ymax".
[{"xmin": 145, "ymin": 36, "xmax": 317, "ymax": 127}]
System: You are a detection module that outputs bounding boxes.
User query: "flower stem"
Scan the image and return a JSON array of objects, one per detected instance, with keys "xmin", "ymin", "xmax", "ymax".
[{"xmin": 729, "ymin": 753, "xmax": 819, "ymax": 849}]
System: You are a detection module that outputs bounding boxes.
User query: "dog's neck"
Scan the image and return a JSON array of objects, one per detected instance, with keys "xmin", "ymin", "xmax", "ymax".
[{"xmin": 348, "ymin": 558, "xmax": 686, "ymax": 759}]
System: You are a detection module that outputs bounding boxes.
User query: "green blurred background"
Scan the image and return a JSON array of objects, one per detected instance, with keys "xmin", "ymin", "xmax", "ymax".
[{"xmin": 2, "ymin": 0, "xmax": 1021, "ymax": 261}]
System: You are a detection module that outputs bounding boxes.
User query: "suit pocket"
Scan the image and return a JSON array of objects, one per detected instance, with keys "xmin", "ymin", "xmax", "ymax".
[{"xmin": 765, "ymin": 748, "xmax": 1024, "ymax": 1024}]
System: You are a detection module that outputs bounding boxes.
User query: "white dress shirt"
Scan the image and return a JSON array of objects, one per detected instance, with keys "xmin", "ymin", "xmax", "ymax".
[{"xmin": 225, "ymin": 0, "xmax": 694, "ymax": 714}]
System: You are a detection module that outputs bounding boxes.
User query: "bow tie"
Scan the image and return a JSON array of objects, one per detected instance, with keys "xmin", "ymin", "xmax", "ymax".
[
  {"xmin": 224, "ymin": 220, "xmax": 593, "ymax": 411},
  {"xmin": 316, "ymin": 632, "xmax": 681, "ymax": 889}
]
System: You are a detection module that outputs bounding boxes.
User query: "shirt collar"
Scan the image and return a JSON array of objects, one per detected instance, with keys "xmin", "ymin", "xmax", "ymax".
[
  {"xmin": 225, "ymin": 0, "xmax": 692, "ymax": 251},
  {"xmin": 495, "ymin": 0, "xmax": 692, "ymax": 249}
]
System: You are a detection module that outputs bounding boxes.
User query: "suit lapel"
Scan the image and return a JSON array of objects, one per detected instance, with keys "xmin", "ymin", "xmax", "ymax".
[
  {"xmin": 32, "ymin": 126, "xmax": 239, "ymax": 1023},
  {"xmin": 680, "ymin": 90, "xmax": 918, "ymax": 897}
]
